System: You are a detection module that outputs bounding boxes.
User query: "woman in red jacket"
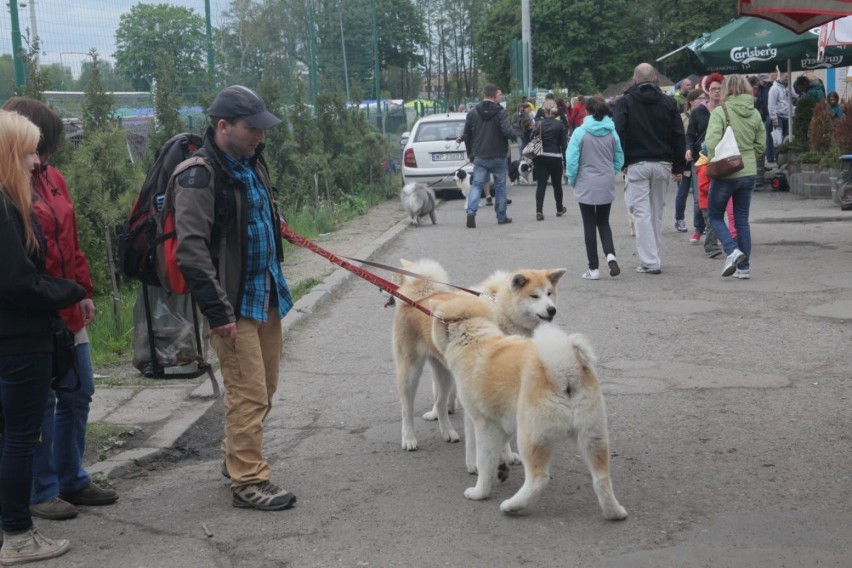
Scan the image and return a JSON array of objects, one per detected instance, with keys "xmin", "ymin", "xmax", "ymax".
[{"xmin": 2, "ymin": 98, "xmax": 118, "ymax": 521}]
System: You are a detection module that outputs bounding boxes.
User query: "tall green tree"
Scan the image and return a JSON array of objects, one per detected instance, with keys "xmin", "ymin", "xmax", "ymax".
[
  {"xmin": 114, "ymin": 3, "xmax": 208, "ymax": 98},
  {"xmin": 473, "ymin": 0, "xmax": 738, "ymax": 94}
]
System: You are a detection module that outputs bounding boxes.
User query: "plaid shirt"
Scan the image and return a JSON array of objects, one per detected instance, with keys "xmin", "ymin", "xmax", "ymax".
[{"xmin": 224, "ymin": 154, "xmax": 292, "ymax": 322}]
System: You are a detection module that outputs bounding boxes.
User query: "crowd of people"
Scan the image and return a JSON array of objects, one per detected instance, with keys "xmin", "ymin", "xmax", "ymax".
[
  {"xmin": 459, "ymin": 65, "xmax": 843, "ymax": 280},
  {"xmin": 0, "ymin": 64, "xmax": 843, "ymax": 563}
]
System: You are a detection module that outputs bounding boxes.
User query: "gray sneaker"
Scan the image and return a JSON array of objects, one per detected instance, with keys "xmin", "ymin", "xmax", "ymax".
[
  {"xmin": 722, "ymin": 249, "xmax": 747, "ymax": 277},
  {"xmin": 675, "ymin": 220, "xmax": 688, "ymax": 232},
  {"xmin": 232, "ymin": 481, "xmax": 297, "ymax": 511},
  {"xmin": 0, "ymin": 528, "xmax": 70, "ymax": 565},
  {"xmin": 30, "ymin": 497, "xmax": 78, "ymax": 520}
]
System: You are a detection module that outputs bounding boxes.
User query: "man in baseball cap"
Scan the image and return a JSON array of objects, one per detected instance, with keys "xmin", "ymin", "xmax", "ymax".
[
  {"xmin": 207, "ymin": 85, "xmax": 282, "ymax": 130},
  {"xmin": 172, "ymin": 84, "xmax": 297, "ymax": 512}
]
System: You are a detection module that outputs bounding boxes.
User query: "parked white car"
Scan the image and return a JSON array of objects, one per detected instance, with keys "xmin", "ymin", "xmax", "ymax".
[{"xmin": 402, "ymin": 112, "xmax": 471, "ymax": 198}]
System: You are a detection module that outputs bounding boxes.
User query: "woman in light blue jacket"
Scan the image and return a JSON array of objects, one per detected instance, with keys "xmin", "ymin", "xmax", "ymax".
[{"xmin": 565, "ymin": 96, "xmax": 625, "ymax": 280}]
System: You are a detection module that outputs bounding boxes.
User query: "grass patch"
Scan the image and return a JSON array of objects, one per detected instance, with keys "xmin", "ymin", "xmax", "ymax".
[
  {"xmin": 291, "ymin": 277, "xmax": 323, "ymax": 302},
  {"xmin": 85, "ymin": 423, "xmax": 143, "ymax": 462},
  {"xmin": 88, "ymin": 286, "xmax": 138, "ymax": 369}
]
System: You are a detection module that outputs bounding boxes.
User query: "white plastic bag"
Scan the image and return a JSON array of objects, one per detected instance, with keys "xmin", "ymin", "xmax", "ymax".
[{"xmin": 771, "ymin": 127, "xmax": 783, "ymax": 148}]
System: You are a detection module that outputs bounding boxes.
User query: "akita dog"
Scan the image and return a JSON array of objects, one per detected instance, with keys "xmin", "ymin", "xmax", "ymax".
[
  {"xmin": 430, "ymin": 295, "xmax": 628, "ymax": 520},
  {"xmin": 400, "ymin": 182, "xmax": 437, "ymax": 227},
  {"xmin": 392, "ymin": 259, "xmax": 566, "ymax": 451}
]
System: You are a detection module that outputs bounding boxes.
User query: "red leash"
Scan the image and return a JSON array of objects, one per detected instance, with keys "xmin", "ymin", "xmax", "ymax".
[{"xmin": 280, "ymin": 223, "xmax": 434, "ymax": 317}]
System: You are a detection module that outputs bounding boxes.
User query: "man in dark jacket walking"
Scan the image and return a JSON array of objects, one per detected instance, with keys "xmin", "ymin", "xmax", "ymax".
[
  {"xmin": 172, "ymin": 85, "xmax": 296, "ymax": 512},
  {"xmin": 615, "ymin": 63, "xmax": 685, "ymax": 274},
  {"xmin": 459, "ymin": 83, "xmax": 518, "ymax": 227}
]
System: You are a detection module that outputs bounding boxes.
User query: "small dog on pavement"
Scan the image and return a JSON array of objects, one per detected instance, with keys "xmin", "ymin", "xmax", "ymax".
[
  {"xmin": 452, "ymin": 169, "xmax": 470, "ymax": 198},
  {"xmin": 509, "ymin": 159, "xmax": 533, "ymax": 185},
  {"xmin": 401, "ymin": 182, "xmax": 436, "ymax": 227},
  {"xmin": 430, "ymin": 294, "xmax": 628, "ymax": 520}
]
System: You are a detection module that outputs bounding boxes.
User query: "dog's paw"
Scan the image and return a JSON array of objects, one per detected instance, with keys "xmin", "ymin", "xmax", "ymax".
[
  {"xmin": 499, "ymin": 497, "xmax": 527, "ymax": 514},
  {"xmin": 442, "ymin": 428, "xmax": 460, "ymax": 443},
  {"xmin": 464, "ymin": 487, "xmax": 489, "ymax": 500},
  {"xmin": 502, "ymin": 450, "xmax": 522, "ymax": 465},
  {"xmin": 401, "ymin": 435, "xmax": 418, "ymax": 451},
  {"xmin": 603, "ymin": 503, "xmax": 628, "ymax": 521},
  {"xmin": 421, "ymin": 409, "xmax": 438, "ymax": 421}
]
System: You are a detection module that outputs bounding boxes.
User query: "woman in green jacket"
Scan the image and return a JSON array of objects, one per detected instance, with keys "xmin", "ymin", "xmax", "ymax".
[{"xmin": 705, "ymin": 75, "xmax": 766, "ymax": 279}]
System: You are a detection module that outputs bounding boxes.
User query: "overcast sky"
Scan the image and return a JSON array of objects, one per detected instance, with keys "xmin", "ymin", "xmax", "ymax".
[{"xmin": 1, "ymin": 0, "xmax": 228, "ymax": 77}]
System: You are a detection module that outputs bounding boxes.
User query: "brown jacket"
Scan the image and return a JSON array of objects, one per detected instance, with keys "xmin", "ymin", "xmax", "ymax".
[{"xmin": 172, "ymin": 128, "xmax": 283, "ymax": 328}]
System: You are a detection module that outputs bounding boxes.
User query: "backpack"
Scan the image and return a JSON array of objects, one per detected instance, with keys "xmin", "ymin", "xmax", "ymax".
[{"xmin": 119, "ymin": 132, "xmax": 203, "ymax": 291}]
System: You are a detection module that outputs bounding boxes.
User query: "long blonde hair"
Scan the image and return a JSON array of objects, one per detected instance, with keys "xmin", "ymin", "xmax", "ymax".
[{"xmin": 0, "ymin": 111, "xmax": 41, "ymax": 253}]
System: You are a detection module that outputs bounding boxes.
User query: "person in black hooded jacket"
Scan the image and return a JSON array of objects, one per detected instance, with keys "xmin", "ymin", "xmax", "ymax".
[
  {"xmin": 459, "ymin": 84, "xmax": 518, "ymax": 228},
  {"xmin": 614, "ymin": 63, "xmax": 685, "ymax": 274},
  {"xmin": 0, "ymin": 110, "xmax": 85, "ymax": 564}
]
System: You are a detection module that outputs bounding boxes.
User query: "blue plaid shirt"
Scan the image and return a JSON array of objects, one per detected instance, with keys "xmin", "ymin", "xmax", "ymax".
[{"xmin": 224, "ymin": 154, "xmax": 292, "ymax": 322}]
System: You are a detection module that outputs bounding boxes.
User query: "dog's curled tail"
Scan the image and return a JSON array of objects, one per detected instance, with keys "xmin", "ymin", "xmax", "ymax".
[{"xmin": 533, "ymin": 327, "xmax": 597, "ymax": 387}]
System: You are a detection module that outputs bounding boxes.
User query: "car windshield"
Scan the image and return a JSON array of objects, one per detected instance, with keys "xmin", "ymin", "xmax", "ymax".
[{"xmin": 413, "ymin": 120, "xmax": 465, "ymax": 143}]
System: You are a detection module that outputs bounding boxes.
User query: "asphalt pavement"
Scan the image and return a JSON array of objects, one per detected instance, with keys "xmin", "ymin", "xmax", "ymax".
[{"xmin": 70, "ymin": 177, "xmax": 851, "ymax": 567}]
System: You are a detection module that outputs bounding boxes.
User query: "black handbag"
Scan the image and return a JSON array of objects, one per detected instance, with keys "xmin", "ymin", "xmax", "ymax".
[{"xmin": 51, "ymin": 318, "xmax": 81, "ymax": 392}]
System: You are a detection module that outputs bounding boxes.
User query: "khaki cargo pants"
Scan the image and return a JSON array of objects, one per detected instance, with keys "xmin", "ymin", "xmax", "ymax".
[{"xmin": 210, "ymin": 310, "xmax": 282, "ymax": 491}]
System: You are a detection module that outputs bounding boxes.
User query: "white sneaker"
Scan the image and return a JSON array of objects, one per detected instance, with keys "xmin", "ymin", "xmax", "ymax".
[
  {"xmin": 734, "ymin": 269, "xmax": 750, "ymax": 279},
  {"xmin": 606, "ymin": 254, "xmax": 620, "ymax": 277},
  {"xmin": 722, "ymin": 249, "xmax": 746, "ymax": 277},
  {"xmin": 581, "ymin": 269, "xmax": 600, "ymax": 280},
  {"xmin": 0, "ymin": 528, "xmax": 70, "ymax": 565}
]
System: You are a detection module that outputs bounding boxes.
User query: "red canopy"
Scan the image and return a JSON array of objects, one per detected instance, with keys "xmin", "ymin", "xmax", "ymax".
[{"xmin": 738, "ymin": 0, "xmax": 852, "ymax": 34}]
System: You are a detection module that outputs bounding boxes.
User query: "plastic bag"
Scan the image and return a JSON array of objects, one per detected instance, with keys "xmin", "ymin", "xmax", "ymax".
[
  {"xmin": 132, "ymin": 285, "xmax": 199, "ymax": 373},
  {"xmin": 771, "ymin": 127, "xmax": 783, "ymax": 148}
]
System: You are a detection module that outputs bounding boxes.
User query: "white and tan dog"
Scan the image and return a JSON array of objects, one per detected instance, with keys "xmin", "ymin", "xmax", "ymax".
[
  {"xmin": 430, "ymin": 295, "xmax": 627, "ymax": 519},
  {"xmin": 392, "ymin": 260, "xmax": 566, "ymax": 451}
]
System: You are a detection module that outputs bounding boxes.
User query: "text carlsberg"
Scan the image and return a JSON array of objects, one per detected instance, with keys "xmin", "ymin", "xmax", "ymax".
[{"xmin": 730, "ymin": 44, "xmax": 778, "ymax": 65}]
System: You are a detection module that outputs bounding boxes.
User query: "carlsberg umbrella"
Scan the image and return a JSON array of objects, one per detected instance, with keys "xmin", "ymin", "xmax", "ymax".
[{"xmin": 687, "ymin": 17, "xmax": 851, "ymax": 74}]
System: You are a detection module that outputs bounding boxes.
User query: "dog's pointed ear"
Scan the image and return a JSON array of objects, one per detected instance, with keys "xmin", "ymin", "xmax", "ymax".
[
  {"xmin": 511, "ymin": 273, "xmax": 529, "ymax": 291},
  {"xmin": 548, "ymin": 269, "xmax": 568, "ymax": 286}
]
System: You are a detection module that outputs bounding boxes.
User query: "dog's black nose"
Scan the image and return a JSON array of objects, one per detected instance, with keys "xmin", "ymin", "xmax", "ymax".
[{"xmin": 547, "ymin": 306, "xmax": 556, "ymax": 317}]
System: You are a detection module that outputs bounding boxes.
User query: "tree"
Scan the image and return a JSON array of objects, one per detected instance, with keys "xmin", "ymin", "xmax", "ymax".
[
  {"xmin": 77, "ymin": 59, "xmax": 134, "ymax": 92},
  {"xmin": 114, "ymin": 3, "xmax": 208, "ymax": 98},
  {"xmin": 81, "ymin": 50, "xmax": 115, "ymax": 132},
  {"xmin": 473, "ymin": 0, "xmax": 738, "ymax": 94}
]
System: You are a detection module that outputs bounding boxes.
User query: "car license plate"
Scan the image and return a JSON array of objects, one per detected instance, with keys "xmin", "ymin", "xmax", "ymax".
[{"xmin": 432, "ymin": 152, "xmax": 464, "ymax": 162}]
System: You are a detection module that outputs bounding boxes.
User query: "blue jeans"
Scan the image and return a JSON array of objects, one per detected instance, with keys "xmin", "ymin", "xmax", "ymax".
[
  {"xmin": 0, "ymin": 353, "xmax": 52, "ymax": 533},
  {"xmin": 31, "ymin": 342, "xmax": 95, "ymax": 503},
  {"xmin": 466, "ymin": 156, "xmax": 509, "ymax": 221},
  {"xmin": 708, "ymin": 176, "xmax": 754, "ymax": 270},
  {"xmin": 674, "ymin": 170, "xmax": 691, "ymax": 221}
]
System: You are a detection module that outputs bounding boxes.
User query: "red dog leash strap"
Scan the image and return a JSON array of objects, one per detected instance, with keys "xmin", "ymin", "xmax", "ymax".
[
  {"xmin": 280, "ymin": 223, "xmax": 433, "ymax": 317},
  {"xmin": 343, "ymin": 257, "xmax": 483, "ymax": 297}
]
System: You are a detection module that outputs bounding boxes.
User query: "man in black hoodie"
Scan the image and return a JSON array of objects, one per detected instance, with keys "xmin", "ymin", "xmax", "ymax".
[
  {"xmin": 459, "ymin": 83, "xmax": 518, "ymax": 228},
  {"xmin": 615, "ymin": 63, "xmax": 685, "ymax": 274}
]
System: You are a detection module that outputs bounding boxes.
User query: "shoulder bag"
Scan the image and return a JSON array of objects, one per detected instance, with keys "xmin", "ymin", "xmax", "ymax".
[
  {"xmin": 707, "ymin": 104, "xmax": 744, "ymax": 179},
  {"xmin": 523, "ymin": 121, "xmax": 543, "ymax": 161}
]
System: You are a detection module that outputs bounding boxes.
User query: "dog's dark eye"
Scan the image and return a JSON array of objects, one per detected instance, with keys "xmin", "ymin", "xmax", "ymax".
[{"xmin": 530, "ymin": 294, "xmax": 539, "ymax": 299}]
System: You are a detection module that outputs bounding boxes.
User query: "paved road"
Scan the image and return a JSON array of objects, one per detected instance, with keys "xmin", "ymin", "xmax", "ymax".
[{"xmin": 45, "ymin": 181, "xmax": 851, "ymax": 567}]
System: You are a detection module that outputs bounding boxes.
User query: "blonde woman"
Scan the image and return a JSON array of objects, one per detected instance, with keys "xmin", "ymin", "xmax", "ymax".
[
  {"xmin": 0, "ymin": 110, "xmax": 84, "ymax": 564},
  {"xmin": 704, "ymin": 75, "xmax": 766, "ymax": 278}
]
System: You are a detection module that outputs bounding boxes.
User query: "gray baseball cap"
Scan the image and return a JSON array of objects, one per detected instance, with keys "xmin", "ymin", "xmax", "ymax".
[{"xmin": 207, "ymin": 85, "xmax": 281, "ymax": 129}]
